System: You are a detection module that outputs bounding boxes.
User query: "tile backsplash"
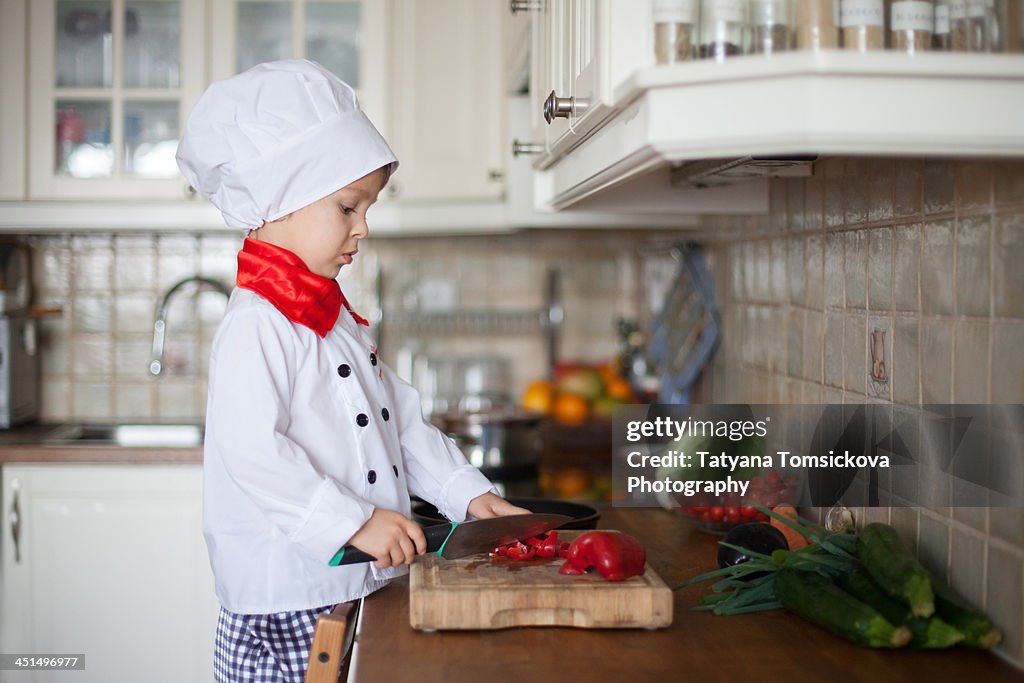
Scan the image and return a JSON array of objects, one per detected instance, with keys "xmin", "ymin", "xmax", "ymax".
[
  {"xmin": 699, "ymin": 158, "xmax": 1024, "ymax": 665},
  {"xmin": 25, "ymin": 229, "xmax": 666, "ymax": 423}
]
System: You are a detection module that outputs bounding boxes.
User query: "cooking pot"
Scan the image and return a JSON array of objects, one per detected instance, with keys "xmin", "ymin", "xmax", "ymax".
[{"xmin": 431, "ymin": 408, "xmax": 543, "ymax": 483}]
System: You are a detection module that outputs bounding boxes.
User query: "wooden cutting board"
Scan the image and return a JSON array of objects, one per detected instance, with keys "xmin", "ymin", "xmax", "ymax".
[{"xmin": 409, "ymin": 530, "xmax": 673, "ymax": 630}]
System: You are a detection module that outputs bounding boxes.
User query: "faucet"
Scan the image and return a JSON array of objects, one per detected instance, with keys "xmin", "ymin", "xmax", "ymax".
[{"xmin": 150, "ymin": 275, "xmax": 231, "ymax": 376}]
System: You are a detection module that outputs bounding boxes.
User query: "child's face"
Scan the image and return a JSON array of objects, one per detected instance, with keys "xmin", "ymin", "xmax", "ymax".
[{"xmin": 254, "ymin": 167, "xmax": 387, "ymax": 278}]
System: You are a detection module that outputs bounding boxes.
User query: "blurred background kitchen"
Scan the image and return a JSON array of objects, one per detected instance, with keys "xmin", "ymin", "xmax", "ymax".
[{"xmin": 2, "ymin": 0, "xmax": 1024, "ymax": 677}]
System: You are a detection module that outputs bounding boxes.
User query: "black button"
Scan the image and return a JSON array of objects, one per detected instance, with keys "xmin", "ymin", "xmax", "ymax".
[
  {"xmin": 356, "ymin": 413, "xmax": 369, "ymax": 427},
  {"xmin": 369, "ymin": 352, "xmax": 377, "ymax": 366},
  {"xmin": 337, "ymin": 364, "xmax": 352, "ymax": 378},
  {"xmin": 367, "ymin": 470, "xmax": 377, "ymax": 484},
  {"xmin": 393, "ymin": 465, "xmax": 399, "ymax": 478},
  {"xmin": 381, "ymin": 407, "xmax": 390, "ymax": 421}
]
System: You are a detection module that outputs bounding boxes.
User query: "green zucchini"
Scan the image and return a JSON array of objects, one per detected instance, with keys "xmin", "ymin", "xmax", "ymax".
[
  {"xmin": 932, "ymin": 581, "xmax": 1003, "ymax": 649},
  {"xmin": 775, "ymin": 567, "xmax": 911, "ymax": 648},
  {"xmin": 838, "ymin": 568, "xmax": 963, "ymax": 649},
  {"xmin": 857, "ymin": 523, "xmax": 935, "ymax": 617}
]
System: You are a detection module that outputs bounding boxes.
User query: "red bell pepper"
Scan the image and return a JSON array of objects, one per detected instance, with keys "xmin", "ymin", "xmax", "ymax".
[{"xmin": 557, "ymin": 531, "xmax": 647, "ymax": 581}]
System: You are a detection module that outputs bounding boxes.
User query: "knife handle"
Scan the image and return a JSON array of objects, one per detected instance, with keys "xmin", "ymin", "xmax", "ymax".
[{"xmin": 330, "ymin": 522, "xmax": 457, "ymax": 566}]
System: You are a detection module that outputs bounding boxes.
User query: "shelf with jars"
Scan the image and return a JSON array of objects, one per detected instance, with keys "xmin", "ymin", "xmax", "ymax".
[{"xmin": 526, "ymin": 1, "xmax": 1024, "ymax": 212}]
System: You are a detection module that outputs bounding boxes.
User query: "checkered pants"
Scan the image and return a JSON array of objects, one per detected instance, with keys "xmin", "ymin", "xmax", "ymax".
[{"xmin": 214, "ymin": 604, "xmax": 335, "ymax": 683}]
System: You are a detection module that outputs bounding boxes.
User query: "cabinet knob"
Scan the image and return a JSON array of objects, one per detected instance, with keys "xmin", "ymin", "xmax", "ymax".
[
  {"xmin": 510, "ymin": 0, "xmax": 543, "ymax": 13},
  {"xmin": 511, "ymin": 139, "xmax": 544, "ymax": 157},
  {"xmin": 543, "ymin": 91, "xmax": 588, "ymax": 124},
  {"xmin": 8, "ymin": 480, "xmax": 20, "ymax": 564},
  {"xmin": 386, "ymin": 182, "xmax": 401, "ymax": 199},
  {"xmin": 488, "ymin": 169, "xmax": 505, "ymax": 182},
  {"xmin": 184, "ymin": 184, "xmax": 197, "ymax": 200}
]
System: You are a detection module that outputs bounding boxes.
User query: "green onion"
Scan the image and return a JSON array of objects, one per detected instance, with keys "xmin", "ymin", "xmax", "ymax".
[{"xmin": 675, "ymin": 508, "xmax": 861, "ymax": 617}]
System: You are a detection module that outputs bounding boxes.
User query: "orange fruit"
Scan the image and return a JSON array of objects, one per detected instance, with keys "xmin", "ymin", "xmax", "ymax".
[
  {"xmin": 553, "ymin": 392, "xmax": 589, "ymax": 425},
  {"xmin": 520, "ymin": 379, "xmax": 555, "ymax": 414},
  {"xmin": 605, "ymin": 376, "xmax": 634, "ymax": 401},
  {"xmin": 551, "ymin": 467, "xmax": 590, "ymax": 498}
]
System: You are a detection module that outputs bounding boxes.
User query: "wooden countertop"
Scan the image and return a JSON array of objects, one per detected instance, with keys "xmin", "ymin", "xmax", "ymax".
[
  {"xmin": 0, "ymin": 445, "xmax": 203, "ymax": 464},
  {"xmin": 352, "ymin": 508, "xmax": 1022, "ymax": 683}
]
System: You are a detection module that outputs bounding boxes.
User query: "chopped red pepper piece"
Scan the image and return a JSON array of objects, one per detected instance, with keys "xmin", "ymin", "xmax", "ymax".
[
  {"xmin": 505, "ymin": 543, "xmax": 536, "ymax": 560},
  {"xmin": 489, "ymin": 530, "xmax": 572, "ymax": 562},
  {"xmin": 535, "ymin": 544, "xmax": 556, "ymax": 558},
  {"xmin": 557, "ymin": 531, "xmax": 646, "ymax": 581}
]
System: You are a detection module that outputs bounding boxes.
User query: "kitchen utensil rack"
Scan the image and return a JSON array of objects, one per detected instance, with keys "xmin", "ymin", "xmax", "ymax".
[{"xmin": 376, "ymin": 268, "xmax": 563, "ymax": 376}]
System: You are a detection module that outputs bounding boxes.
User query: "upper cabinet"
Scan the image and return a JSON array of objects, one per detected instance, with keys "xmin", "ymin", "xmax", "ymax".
[
  {"xmin": 27, "ymin": 0, "xmax": 207, "ymax": 199},
  {"xmin": 523, "ymin": 1, "xmax": 1024, "ymax": 212},
  {"xmin": 210, "ymin": 0, "xmax": 506, "ymax": 204},
  {"xmin": 0, "ymin": 0, "xmax": 27, "ymax": 200},
  {"xmin": 529, "ymin": 0, "xmax": 650, "ymax": 162},
  {"xmin": 208, "ymin": 0, "xmax": 391, "ymax": 135},
  {"xmin": 386, "ymin": 0, "xmax": 505, "ymax": 203}
]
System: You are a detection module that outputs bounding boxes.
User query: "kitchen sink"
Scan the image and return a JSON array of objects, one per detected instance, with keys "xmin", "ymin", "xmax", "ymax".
[{"xmin": 42, "ymin": 423, "xmax": 204, "ymax": 448}]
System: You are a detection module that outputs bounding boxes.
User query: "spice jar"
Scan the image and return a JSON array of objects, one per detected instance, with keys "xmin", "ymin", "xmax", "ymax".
[
  {"xmin": 949, "ymin": 0, "xmax": 969, "ymax": 49},
  {"xmin": 750, "ymin": 0, "xmax": 794, "ymax": 53},
  {"xmin": 654, "ymin": 0, "xmax": 700, "ymax": 63},
  {"xmin": 841, "ymin": 0, "xmax": 886, "ymax": 51},
  {"xmin": 698, "ymin": 0, "xmax": 749, "ymax": 60},
  {"xmin": 890, "ymin": 0, "xmax": 935, "ymax": 53},
  {"xmin": 965, "ymin": 0, "xmax": 999, "ymax": 51},
  {"xmin": 796, "ymin": 0, "xmax": 839, "ymax": 50},
  {"xmin": 1007, "ymin": 0, "xmax": 1023, "ymax": 52},
  {"xmin": 933, "ymin": 0, "xmax": 953, "ymax": 49}
]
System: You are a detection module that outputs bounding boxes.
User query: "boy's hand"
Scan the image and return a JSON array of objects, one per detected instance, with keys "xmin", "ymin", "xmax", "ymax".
[
  {"xmin": 467, "ymin": 492, "xmax": 531, "ymax": 520},
  {"xmin": 348, "ymin": 509, "xmax": 427, "ymax": 569}
]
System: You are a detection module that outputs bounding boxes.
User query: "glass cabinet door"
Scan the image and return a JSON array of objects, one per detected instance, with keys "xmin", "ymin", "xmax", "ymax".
[
  {"xmin": 55, "ymin": 0, "xmax": 113, "ymax": 87},
  {"xmin": 236, "ymin": 1, "xmax": 293, "ymax": 72},
  {"xmin": 29, "ymin": 0, "xmax": 203, "ymax": 198},
  {"xmin": 231, "ymin": 0, "xmax": 361, "ymax": 86},
  {"xmin": 124, "ymin": 0, "xmax": 182, "ymax": 88},
  {"xmin": 305, "ymin": 1, "xmax": 360, "ymax": 87}
]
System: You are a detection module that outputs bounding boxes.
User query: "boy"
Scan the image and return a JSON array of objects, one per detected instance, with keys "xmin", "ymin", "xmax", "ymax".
[{"xmin": 176, "ymin": 59, "xmax": 526, "ymax": 682}]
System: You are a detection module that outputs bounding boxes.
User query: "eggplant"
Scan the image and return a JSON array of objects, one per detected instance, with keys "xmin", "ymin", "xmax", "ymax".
[{"xmin": 717, "ymin": 522, "xmax": 788, "ymax": 569}]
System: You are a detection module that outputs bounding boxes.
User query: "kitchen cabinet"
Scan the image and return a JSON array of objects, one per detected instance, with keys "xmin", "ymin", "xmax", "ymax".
[
  {"xmin": 386, "ymin": 0, "xmax": 505, "ymax": 203},
  {"xmin": 208, "ymin": 0, "xmax": 391, "ymax": 138},
  {"xmin": 0, "ymin": 0, "xmax": 27, "ymax": 200},
  {"xmin": 536, "ymin": 51, "xmax": 1024, "ymax": 211},
  {"xmin": 523, "ymin": 1, "xmax": 1024, "ymax": 212},
  {"xmin": 527, "ymin": 0, "xmax": 651, "ymax": 163},
  {"xmin": 0, "ymin": 463, "xmax": 217, "ymax": 683},
  {"xmin": 26, "ymin": 0, "xmax": 206, "ymax": 200}
]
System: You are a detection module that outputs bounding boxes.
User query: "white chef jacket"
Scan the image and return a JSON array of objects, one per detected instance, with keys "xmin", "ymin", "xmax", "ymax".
[{"xmin": 203, "ymin": 288, "xmax": 495, "ymax": 614}]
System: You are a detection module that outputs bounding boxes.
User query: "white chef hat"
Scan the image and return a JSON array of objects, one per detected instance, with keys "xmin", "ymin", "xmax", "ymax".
[{"xmin": 176, "ymin": 59, "xmax": 398, "ymax": 230}]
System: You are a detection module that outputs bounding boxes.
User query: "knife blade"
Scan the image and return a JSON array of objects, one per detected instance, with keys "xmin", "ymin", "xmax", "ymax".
[{"xmin": 329, "ymin": 513, "xmax": 571, "ymax": 566}]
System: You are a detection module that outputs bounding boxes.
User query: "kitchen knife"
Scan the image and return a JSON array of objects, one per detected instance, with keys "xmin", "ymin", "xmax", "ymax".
[{"xmin": 329, "ymin": 513, "xmax": 571, "ymax": 566}]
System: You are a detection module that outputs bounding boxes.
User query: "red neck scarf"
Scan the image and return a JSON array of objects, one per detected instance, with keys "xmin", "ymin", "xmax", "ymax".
[{"xmin": 236, "ymin": 238, "xmax": 368, "ymax": 337}]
